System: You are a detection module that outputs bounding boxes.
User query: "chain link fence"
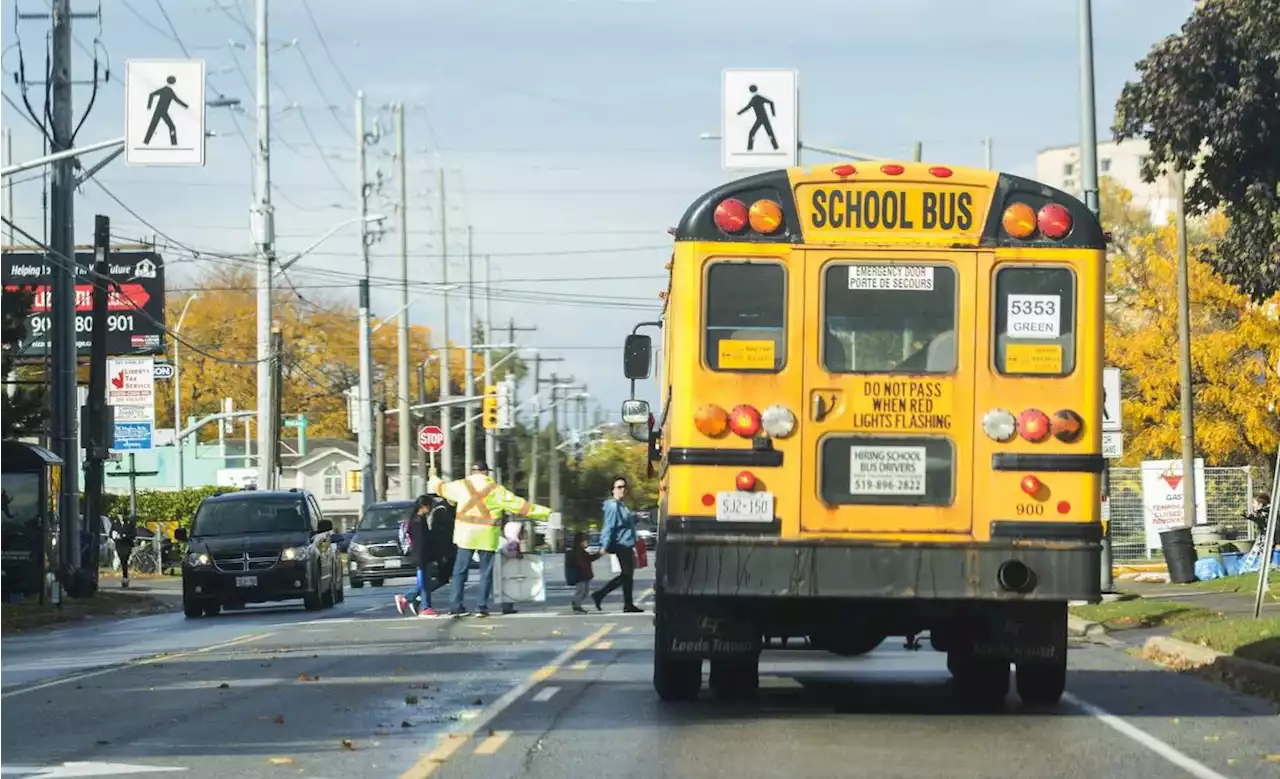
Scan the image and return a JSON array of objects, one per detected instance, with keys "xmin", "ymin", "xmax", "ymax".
[{"xmin": 1108, "ymin": 466, "xmax": 1258, "ymax": 563}]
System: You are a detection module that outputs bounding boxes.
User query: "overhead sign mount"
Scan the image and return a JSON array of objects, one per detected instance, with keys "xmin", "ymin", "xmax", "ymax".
[
  {"xmin": 125, "ymin": 59, "xmax": 206, "ymax": 167},
  {"xmin": 721, "ymin": 68, "xmax": 798, "ymax": 170}
]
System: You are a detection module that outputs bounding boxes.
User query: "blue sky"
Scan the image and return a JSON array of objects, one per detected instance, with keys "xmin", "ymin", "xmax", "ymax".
[{"xmin": 2, "ymin": 0, "xmax": 1195, "ymax": 420}]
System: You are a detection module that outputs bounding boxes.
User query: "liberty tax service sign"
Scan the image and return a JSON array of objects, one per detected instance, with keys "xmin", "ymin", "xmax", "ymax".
[
  {"xmin": 106, "ymin": 356, "xmax": 156, "ymax": 452},
  {"xmin": 1141, "ymin": 458, "xmax": 1207, "ymax": 549}
]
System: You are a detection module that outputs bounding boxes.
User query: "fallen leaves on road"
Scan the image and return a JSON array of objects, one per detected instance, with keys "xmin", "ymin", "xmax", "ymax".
[
  {"xmin": 401, "ymin": 720, "xmax": 413, "ymax": 728},
  {"xmin": 217, "ymin": 682, "xmax": 230, "ymax": 689},
  {"xmin": 297, "ymin": 672, "xmax": 318, "ymax": 682},
  {"xmin": 341, "ymin": 739, "xmax": 356, "ymax": 750},
  {"xmin": 274, "ymin": 715, "xmax": 285, "ymax": 725},
  {"xmin": 1265, "ymin": 754, "xmax": 1280, "ymax": 763},
  {"xmin": 405, "ymin": 695, "xmax": 420, "ymax": 705},
  {"xmin": 267, "ymin": 757, "xmax": 294, "ymax": 766}
]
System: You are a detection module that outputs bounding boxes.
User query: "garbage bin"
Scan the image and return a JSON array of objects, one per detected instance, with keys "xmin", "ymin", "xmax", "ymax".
[{"xmin": 1159, "ymin": 526, "xmax": 1198, "ymax": 584}]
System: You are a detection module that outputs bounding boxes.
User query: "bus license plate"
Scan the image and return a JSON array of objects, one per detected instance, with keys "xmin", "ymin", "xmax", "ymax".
[
  {"xmin": 235, "ymin": 576, "xmax": 257, "ymax": 588},
  {"xmin": 715, "ymin": 492, "xmax": 774, "ymax": 523}
]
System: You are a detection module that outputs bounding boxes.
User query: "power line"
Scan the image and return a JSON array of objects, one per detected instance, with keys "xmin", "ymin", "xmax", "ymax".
[{"xmin": 300, "ymin": 0, "xmax": 358, "ymax": 98}]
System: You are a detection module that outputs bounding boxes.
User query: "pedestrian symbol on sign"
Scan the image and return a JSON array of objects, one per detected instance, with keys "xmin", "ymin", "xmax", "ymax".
[
  {"xmin": 738, "ymin": 85, "xmax": 778, "ymax": 151},
  {"xmin": 145, "ymin": 75, "xmax": 190, "ymax": 146}
]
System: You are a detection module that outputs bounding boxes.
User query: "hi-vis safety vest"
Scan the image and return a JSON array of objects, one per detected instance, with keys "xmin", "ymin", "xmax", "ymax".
[{"xmin": 439, "ymin": 473, "xmax": 552, "ymax": 552}]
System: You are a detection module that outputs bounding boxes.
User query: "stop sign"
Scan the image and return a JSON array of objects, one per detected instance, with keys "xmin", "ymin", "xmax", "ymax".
[{"xmin": 418, "ymin": 425, "xmax": 445, "ymax": 453}]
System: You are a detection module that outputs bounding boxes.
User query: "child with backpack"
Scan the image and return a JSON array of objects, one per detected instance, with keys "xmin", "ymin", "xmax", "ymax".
[{"xmin": 564, "ymin": 531, "xmax": 601, "ymax": 614}]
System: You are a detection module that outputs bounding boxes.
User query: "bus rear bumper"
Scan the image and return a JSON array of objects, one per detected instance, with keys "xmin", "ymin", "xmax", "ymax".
[{"xmin": 658, "ymin": 536, "xmax": 1102, "ymax": 603}]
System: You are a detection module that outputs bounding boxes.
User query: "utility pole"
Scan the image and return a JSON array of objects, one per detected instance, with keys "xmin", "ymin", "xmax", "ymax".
[
  {"xmin": 254, "ymin": 0, "xmax": 277, "ymax": 491},
  {"xmin": 5, "ymin": 127, "xmax": 13, "ymax": 246},
  {"xmin": 416, "ymin": 363, "xmax": 428, "ymax": 481},
  {"xmin": 271, "ymin": 324, "xmax": 284, "ymax": 487},
  {"xmin": 1174, "ymin": 169, "xmax": 1198, "ymax": 529},
  {"xmin": 82, "ymin": 214, "xmax": 111, "ymax": 584},
  {"xmin": 528, "ymin": 355, "xmax": 562, "ymax": 506},
  {"xmin": 1077, "ymin": 0, "xmax": 1109, "ymax": 592},
  {"xmin": 437, "ymin": 167, "xmax": 453, "ymax": 480},
  {"xmin": 910, "ymin": 141, "xmax": 922, "ymax": 162},
  {"xmin": 482, "ymin": 256, "xmax": 494, "ymax": 469},
  {"xmin": 1077, "ymin": 0, "xmax": 1100, "ymax": 216},
  {"xmin": 48, "ymin": 0, "xmax": 83, "ymax": 586},
  {"xmin": 464, "ymin": 225, "xmax": 476, "ymax": 468},
  {"xmin": 375, "ymin": 391, "xmax": 387, "ymax": 502},
  {"xmin": 394, "ymin": 103, "xmax": 413, "ymax": 498},
  {"xmin": 356, "ymin": 90, "xmax": 375, "ymax": 512},
  {"xmin": 983, "ymin": 136, "xmax": 993, "ymax": 169},
  {"xmin": 495, "ymin": 314, "xmax": 535, "ymax": 477}
]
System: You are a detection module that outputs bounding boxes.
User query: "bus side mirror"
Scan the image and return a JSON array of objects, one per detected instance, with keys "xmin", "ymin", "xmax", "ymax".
[
  {"xmin": 623, "ymin": 334, "xmax": 652, "ymax": 380},
  {"xmin": 621, "ymin": 399, "xmax": 650, "ymax": 425}
]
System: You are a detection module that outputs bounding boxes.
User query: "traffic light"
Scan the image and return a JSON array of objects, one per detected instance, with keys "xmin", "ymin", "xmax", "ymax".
[{"xmin": 482, "ymin": 384, "xmax": 499, "ymax": 430}]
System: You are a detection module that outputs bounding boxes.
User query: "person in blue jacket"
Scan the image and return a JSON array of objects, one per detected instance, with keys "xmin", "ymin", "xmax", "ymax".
[{"xmin": 591, "ymin": 475, "xmax": 643, "ymax": 613}]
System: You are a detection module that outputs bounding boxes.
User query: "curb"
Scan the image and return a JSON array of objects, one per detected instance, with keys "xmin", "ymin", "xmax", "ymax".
[
  {"xmin": 1142, "ymin": 635, "xmax": 1280, "ymax": 698},
  {"xmin": 1067, "ymin": 614, "xmax": 1106, "ymax": 638}
]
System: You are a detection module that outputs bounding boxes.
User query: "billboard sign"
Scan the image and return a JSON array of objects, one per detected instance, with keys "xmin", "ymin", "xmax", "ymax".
[{"xmin": 1, "ymin": 250, "xmax": 166, "ymax": 358}]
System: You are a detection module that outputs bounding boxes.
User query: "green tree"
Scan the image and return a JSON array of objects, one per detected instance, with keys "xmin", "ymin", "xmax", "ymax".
[
  {"xmin": 1112, "ymin": 0, "xmax": 1280, "ymax": 301},
  {"xmin": 1, "ymin": 286, "xmax": 46, "ymax": 438}
]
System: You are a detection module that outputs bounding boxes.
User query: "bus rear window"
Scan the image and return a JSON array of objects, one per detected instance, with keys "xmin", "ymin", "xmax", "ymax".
[
  {"xmin": 994, "ymin": 266, "xmax": 1076, "ymax": 376},
  {"xmin": 823, "ymin": 263, "xmax": 957, "ymax": 374},
  {"xmin": 704, "ymin": 261, "xmax": 786, "ymax": 372}
]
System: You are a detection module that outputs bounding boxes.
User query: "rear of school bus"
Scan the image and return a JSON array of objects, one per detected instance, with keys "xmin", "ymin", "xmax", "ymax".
[{"xmin": 633, "ymin": 161, "xmax": 1105, "ymax": 706}]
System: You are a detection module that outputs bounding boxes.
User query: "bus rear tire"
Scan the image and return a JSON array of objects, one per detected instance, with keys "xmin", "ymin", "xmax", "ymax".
[
  {"xmin": 654, "ymin": 652, "xmax": 702, "ymax": 702},
  {"xmin": 709, "ymin": 656, "xmax": 759, "ymax": 701},
  {"xmin": 948, "ymin": 653, "xmax": 1009, "ymax": 708},
  {"xmin": 1015, "ymin": 659, "xmax": 1067, "ymax": 707}
]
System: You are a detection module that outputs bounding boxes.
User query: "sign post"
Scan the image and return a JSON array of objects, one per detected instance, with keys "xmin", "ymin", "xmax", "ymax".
[
  {"xmin": 1102, "ymin": 367, "xmax": 1123, "ymax": 458},
  {"xmin": 720, "ymin": 68, "xmax": 798, "ymax": 170},
  {"xmin": 125, "ymin": 59, "xmax": 206, "ymax": 167}
]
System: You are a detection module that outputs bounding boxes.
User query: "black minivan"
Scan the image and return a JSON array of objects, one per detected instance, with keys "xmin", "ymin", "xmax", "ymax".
[{"xmin": 175, "ymin": 489, "xmax": 343, "ymax": 617}]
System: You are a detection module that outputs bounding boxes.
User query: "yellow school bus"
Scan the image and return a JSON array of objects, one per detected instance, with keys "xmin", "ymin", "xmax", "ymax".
[{"xmin": 620, "ymin": 160, "xmax": 1104, "ymax": 707}]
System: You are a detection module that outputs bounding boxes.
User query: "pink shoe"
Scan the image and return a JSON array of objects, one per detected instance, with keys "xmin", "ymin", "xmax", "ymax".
[
  {"xmin": 419, "ymin": 608, "xmax": 438, "ymax": 618},
  {"xmin": 395, "ymin": 594, "xmax": 407, "ymax": 615}
]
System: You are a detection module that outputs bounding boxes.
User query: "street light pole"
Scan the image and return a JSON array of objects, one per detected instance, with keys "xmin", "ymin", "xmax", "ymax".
[{"xmin": 173, "ymin": 293, "xmax": 200, "ymax": 490}]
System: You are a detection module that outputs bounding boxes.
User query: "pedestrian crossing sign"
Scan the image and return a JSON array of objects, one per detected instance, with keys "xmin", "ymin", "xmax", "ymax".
[
  {"xmin": 125, "ymin": 59, "xmax": 206, "ymax": 167},
  {"xmin": 721, "ymin": 68, "xmax": 798, "ymax": 170}
]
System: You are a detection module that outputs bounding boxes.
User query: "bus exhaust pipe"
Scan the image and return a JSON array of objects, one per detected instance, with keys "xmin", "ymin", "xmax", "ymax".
[{"xmin": 997, "ymin": 560, "xmax": 1035, "ymax": 593}]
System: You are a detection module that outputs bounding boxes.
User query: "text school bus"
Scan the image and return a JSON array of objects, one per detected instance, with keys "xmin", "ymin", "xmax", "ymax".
[{"xmin": 621, "ymin": 161, "xmax": 1104, "ymax": 706}]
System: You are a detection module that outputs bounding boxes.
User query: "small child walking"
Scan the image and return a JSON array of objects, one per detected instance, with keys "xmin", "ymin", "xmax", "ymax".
[{"xmin": 564, "ymin": 531, "xmax": 601, "ymax": 614}]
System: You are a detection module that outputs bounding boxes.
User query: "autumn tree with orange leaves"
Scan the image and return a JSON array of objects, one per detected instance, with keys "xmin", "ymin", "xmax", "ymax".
[
  {"xmin": 156, "ymin": 266, "xmax": 486, "ymax": 443},
  {"xmin": 1102, "ymin": 179, "xmax": 1280, "ymax": 469}
]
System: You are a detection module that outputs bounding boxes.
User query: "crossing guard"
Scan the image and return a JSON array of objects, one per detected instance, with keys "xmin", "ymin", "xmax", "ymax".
[{"xmin": 432, "ymin": 461, "xmax": 551, "ymax": 616}]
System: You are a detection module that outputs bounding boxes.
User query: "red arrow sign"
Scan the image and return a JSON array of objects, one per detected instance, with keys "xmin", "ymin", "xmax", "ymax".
[
  {"xmin": 418, "ymin": 425, "xmax": 445, "ymax": 453},
  {"xmin": 6, "ymin": 283, "xmax": 152, "ymax": 313}
]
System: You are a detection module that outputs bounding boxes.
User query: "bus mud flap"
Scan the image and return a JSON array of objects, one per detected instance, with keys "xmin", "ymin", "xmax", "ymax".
[
  {"xmin": 945, "ymin": 602, "xmax": 1067, "ymax": 664},
  {"xmin": 659, "ymin": 602, "xmax": 761, "ymax": 660}
]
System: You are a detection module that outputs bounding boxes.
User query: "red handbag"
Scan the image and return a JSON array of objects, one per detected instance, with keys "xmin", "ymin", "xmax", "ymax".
[{"xmin": 635, "ymin": 536, "xmax": 648, "ymax": 569}]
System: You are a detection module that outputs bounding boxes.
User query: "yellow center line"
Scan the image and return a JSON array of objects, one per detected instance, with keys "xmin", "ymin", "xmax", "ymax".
[
  {"xmin": 398, "ymin": 622, "xmax": 615, "ymax": 779},
  {"xmin": 595, "ymin": 640, "xmax": 614, "ymax": 650},
  {"xmin": 472, "ymin": 730, "xmax": 513, "ymax": 756},
  {"xmin": 570, "ymin": 660, "xmax": 591, "ymax": 671}
]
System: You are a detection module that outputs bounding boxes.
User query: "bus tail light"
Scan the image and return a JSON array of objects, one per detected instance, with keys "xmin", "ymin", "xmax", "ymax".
[
  {"xmin": 1020, "ymin": 475, "xmax": 1042, "ymax": 496},
  {"xmin": 1038, "ymin": 203, "xmax": 1073, "ymax": 239},
  {"xmin": 695, "ymin": 404, "xmax": 729, "ymax": 437},
  {"xmin": 736, "ymin": 470, "xmax": 757, "ymax": 491},
  {"xmin": 760, "ymin": 404, "xmax": 797, "ymax": 438},
  {"xmin": 1051, "ymin": 409, "xmax": 1084, "ymax": 442},
  {"xmin": 982, "ymin": 409, "xmax": 1017, "ymax": 442},
  {"xmin": 728, "ymin": 404, "xmax": 761, "ymax": 437},
  {"xmin": 1017, "ymin": 409, "xmax": 1051, "ymax": 442},
  {"xmin": 713, "ymin": 199, "xmax": 749, "ymax": 234},
  {"xmin": 748, "ymin": 199, "xmax": 784, "ymax": 234},
  {"xmin": 1002, "ymin": 202, "xmax": 1037, "ymax": 239}
]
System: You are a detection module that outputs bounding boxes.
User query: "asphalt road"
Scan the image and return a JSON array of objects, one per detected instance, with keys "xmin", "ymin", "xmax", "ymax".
[{"xmin": 3, "ymin": 556, "xmax": 1278, "ymax": 779}]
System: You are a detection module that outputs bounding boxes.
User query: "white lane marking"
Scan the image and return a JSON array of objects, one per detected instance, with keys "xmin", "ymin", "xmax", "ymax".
[
  {"xmin": 399, "ymin": 623, "xmax": 614, "ymax": 779},
  {"xmin": 1, "ymin": 633, "xmax": 272, "ymax": 699},
  {"xmin": 0, "ymin": 760, "xmax": 188, "ymax": 776},
  {"xmin": 1063, "ymin": 692, "xmax": 1232, "ymax": 779},
  {"xmin": 633, "ymin": 587, "xmax": 654, "ymax": 606},
  {"xmin": 532, "ymin": 686, "xmax": 559, "ymax": 702}
]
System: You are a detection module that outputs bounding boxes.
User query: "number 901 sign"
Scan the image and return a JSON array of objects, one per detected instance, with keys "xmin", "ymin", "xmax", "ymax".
[{"xmin": 2, "ymin": 250, "xmax": 167, "ymax": 358}]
